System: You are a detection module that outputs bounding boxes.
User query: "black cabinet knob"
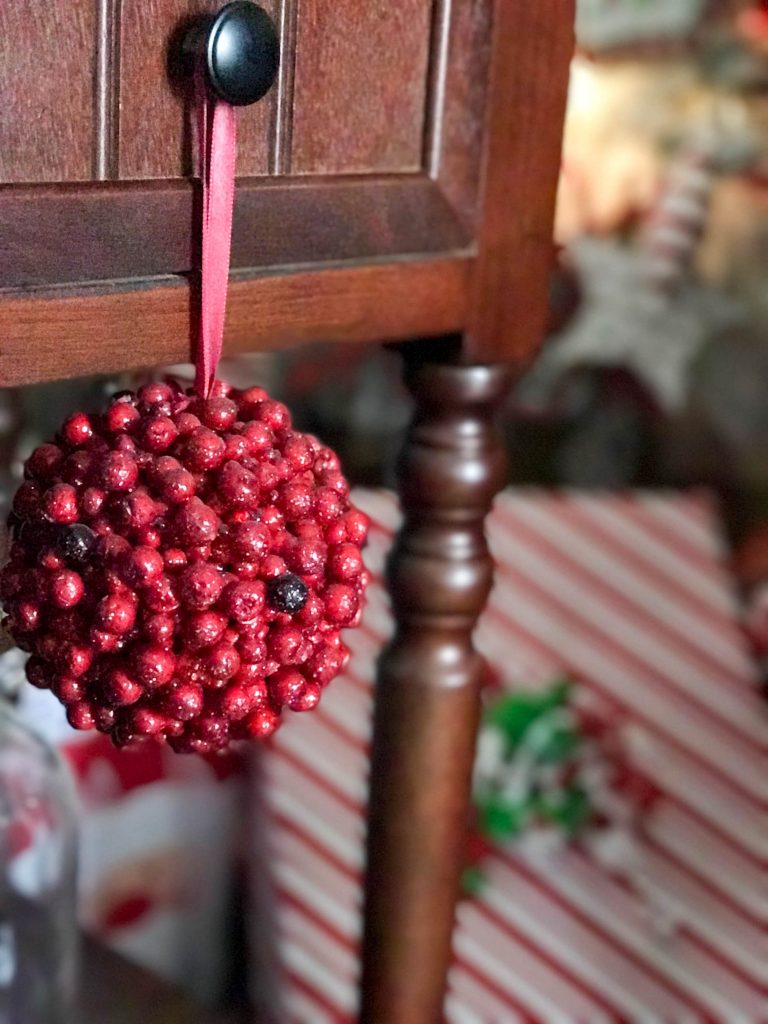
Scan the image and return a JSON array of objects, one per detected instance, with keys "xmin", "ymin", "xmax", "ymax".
[{"xmin": 186, "ymin": 1, "xmax": 279, "ymax": 107}]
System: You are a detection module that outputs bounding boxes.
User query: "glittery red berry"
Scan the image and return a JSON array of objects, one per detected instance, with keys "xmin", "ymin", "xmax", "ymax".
[
  {"xmin": 179, "ymin": 563, "xmax": 225, "ymax": 610},
  {"xmin": 255, "ymin": 399, "xmax": 290, "ymax": 431},
  {"xmin": 205, "ymin": 642, "xmax": 241, "ymax": 683},
  {"xmin": 291, "ymin": 681, "xmax": 321, "ymax": 712},
  {"xmin": 157, "ymin": 467, "xmax": 196, "ymax": 504},
  {"xmin": 184, "ymin": 610, "xmax": 227, "ymax": 650},
  {"xmin": 89, "ymin": 628, "xmax": 121, "ymax": 653},
  {"xmin": 143, "ymin": 612, "xmax": 176, "ymax": 648},
  {"xmin": 192, "ymin": 715, "xmax": 229, "ymax": 749},
  {"xmin": 99, "ymin": 451, "xmax": 139, "ymax": 491},
  {"xmin": 26, "ymin": 444, "xmax": 64, "ymax": 482},
  {"xmin": 52, "ymin": 676, "xmax": 85, "ymax": 704},
  {"xmin": 129, "ymin": 707, "xmax": 166, "ymax": 736},
  {"xmin": 175, "ymin": 497, "xmax": 220, "ymax": 546},
  {"xmin": 123, "ymin": 546, "xmax": 164, "ymax": 587},
  {"xmin": 231, "ymin": 521, "xmax": 271, "ymax": 561},
  {"xmin": 43, "ymin": 483, "xmax": 79, "ymax": 524},
  {"xmin": 62, "ymin": 412, "xmax": 94, "ymax": 447},
  {"xmin": 343, "ymin": 510, "xmax": 369, "ymax": 545},
  {"xmin": 62, "ymin": 644, "xmax": 94, "ymax": 678},
  {"xmin": 260, "ymin": 554, "xmax": 287, "ymax": 579},
  {"xmin": 315, "ymin": 487, "xmax": 344, "ymax": 524},
  {"xmin": 240, "ymin": 386, "xmax": 268, "ymax": 406},
  {"xmin": 14, "ymin": 600, "xmax": 41, "ymax": 632},
  {"xmin": 62, "ymin": 450, "xmax": 94, "ymax": 487},
  {"xmin": 50, "ymin": 569, "xmax": 85, "ymax": 609},
  {"xmin": 140, "ymin": 415, "xmax": 178, "ymax": 452},
  {"xmin": 245, "ymin": 706, "xmax": 280, "ymax": 739},
  {"xmin": 163, "ymin": 548, "xmax": 188, "ymax": 573},
  {"xmin": 223, "ymin": 580, "xmax": 266, "ymax": 624},
  {"xmin": 268, "ymin": 625, "xmax": 307, "ymax": 665},
  {"xmin": 67, "ymin": 701, "xmax": 96, "ymax": 730},
  {"xmin": 237, "ymin": 636, "xmax": 267, "ymax": 666},
  {"xmin": 278, "ymin": 481, "xmax": 314, "ymax": 521},
  {"xmin": 164, "ymin": 682, "xmax": 204, "ymax": 721},
  {"xmin": 328, "ymin": 543, "xmax": 364, "ymax": 582},
  {"xmin": 270, "ymin": 667, "xmax": 308, "ymax": 710},
  {"xmin": 80, "ymin": 487, "xmax": 105, "ymax": 517},
  {"xmin": 218, "ymin": 461, "xmax": 258, "ymax": 509},
  {"xmin": 324, "ymin": 583, "xmax": 359, "ymax": 625},
  {"xmin": 307, "ymin": 643, "xmax": 346, "ymax": 686},
  {"xmin": 96, "ymin": 593, "xmax": 137, "ymax": 634},
  {"xmin": 288, "ymin": 538, "xmax": 326, "ymax": 577},
  {"xmin": 223, "ymin": 434, "xmax": 249, "ymax": 461},
  {"xmin": 138, "ymin": 382, "xmax": 174, "ymax": 410},
  {"xmin": 104, "ymin": 400, "xmax": 140, "ymax": 434},
  {"xmin": 101, "ymin": 669, "xmax": 143, "ymax": 706},
  {"xmin": 183, "ymin": 427, "xmax": 226, "ymax": 472},
  {"xmin": 133, "ymin": 646, "xmax": 176, "ymax": 688},
  {"xmin": 199, "ymin": 397, "xmax": 238, "ymax": 431},
  {"xmin": 26, "ymin": 657, "xmax": 50, "ymax": 689},
  {"xmin": 14, "ymin": 487, "xmax": 42, "ymax": 525}
]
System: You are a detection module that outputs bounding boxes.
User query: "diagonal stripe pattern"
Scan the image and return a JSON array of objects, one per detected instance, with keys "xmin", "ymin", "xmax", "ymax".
[{"xmin": 257, "ymin": 490, "xmax": 768, "ymax": 1022}]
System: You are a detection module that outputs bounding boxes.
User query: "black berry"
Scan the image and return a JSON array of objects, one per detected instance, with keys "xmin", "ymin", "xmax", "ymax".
[
  {"xmin": 55, "ymin": 523, "xmax": 97, "ymax": 565},
  {"xmin": 267, "ymin": 573, "xmax": 308, "ymax": 614}
]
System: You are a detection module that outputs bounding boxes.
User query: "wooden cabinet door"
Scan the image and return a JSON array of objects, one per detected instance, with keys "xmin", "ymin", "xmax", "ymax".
[{"xmin": 0, "ymin": 1, "xmax": 571, "ymax": 401}]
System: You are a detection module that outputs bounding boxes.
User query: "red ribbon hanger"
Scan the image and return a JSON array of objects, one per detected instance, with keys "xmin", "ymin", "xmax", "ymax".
[{"xmin": 194, "ymin": 72, "xmax": 237, "ymax": 399}]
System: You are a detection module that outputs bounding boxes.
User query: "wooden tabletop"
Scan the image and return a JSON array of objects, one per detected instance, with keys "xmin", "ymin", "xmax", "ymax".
[{"xmin": 79, "ymin": 937, "xmax": 228, "ymax": 1024}]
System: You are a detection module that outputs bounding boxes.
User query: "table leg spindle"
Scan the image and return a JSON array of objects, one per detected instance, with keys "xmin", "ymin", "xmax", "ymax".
[{"xmin": 360, "ymin": 344, "xmax": 511, "ymax": 1023}]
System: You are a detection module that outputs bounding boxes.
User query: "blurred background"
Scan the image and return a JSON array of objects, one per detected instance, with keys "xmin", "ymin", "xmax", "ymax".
[{"xmin": 1, "ymin": 1, "xmax": 767, "ymax": 1020}]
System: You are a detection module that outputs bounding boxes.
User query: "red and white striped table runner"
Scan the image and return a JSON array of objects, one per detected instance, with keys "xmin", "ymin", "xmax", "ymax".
[{"xmin": 259, "ymin": 490, "xmax": 767, "ymax": 1022}]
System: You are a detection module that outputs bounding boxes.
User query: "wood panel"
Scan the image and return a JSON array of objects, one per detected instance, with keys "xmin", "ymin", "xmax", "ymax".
[
  {"xmin": 290, "ymin": 0, "xmax": 433, "ymax": 175},
  {"xmin": 0, "ymin": 257, "xmax": 469, "ymax": 386},
  {"xmin": 465, "ymin": 0, "xmax": 574, "ymax": 364},
  {"xmin": 0, "ymin": 176, "xmax": 469, "ymax": 288},
  {"xmin": 427, "ymin": 0, "xmax": 492, "ymax": 230},
  {"xmin": 117, "ymin": 0, "xmax": 278, "ymax": 179},
  {"xmin": 0, "ymin": 1, "xmax": 96, "ymax": 183}
]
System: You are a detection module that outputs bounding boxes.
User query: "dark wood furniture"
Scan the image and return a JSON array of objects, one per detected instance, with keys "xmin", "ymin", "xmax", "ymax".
[{"xmin": 0, "ymin": 2, "xmax": 574, "ymax": 1020}]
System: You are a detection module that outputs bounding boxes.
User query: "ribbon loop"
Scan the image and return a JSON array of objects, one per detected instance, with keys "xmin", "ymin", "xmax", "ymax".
[{"xmin": 195, "ymin": 73, "xmax": 237, "ymax": 398}]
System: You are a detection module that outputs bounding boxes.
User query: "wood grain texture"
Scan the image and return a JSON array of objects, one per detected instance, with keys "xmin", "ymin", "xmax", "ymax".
[
  {"xmin": 0, "ymin": 2, "xmax": 96, "ymax": 183},
  {"xmin": 465, "ymin": 0, "xmax": 574, "ymax": 364},
  {"xmin": 361, "ymin": 349, "xmax": 511, "ymax": 1023},
  {"xmin": 0, "ymin": 176, "xmax": 469, "ymax": 288},
  {"xmin": 427, "ymin": 0, "xmax": 493, "ymax": 230},
  {"xmin": 272, "ymin": 0, "xmax": 298, "ymax": 173},
  {"xmin": 0, "ymin": 258, "xmax": 469, "ymax": 386},
  {"xmin": 290, "ymin": 0, "xmax": 433, "ymax": 175},
  {"xmin": 118, "ymin": 0, "xmax": 278, "ymax": 179},
  {"xmin": 94, "ymin": 0, "xmax": 121, "ymax": 179}
]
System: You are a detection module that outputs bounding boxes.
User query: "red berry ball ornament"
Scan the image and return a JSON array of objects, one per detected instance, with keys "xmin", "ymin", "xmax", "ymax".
[{"xmin": 2, "ymin": 381, "xmax": 369, "ymax": 753}]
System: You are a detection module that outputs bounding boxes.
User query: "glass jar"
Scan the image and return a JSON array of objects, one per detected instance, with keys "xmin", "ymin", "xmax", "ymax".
[{"xmin": 0, "ymin": 698, "xmax": 78, "ymax": 1024}]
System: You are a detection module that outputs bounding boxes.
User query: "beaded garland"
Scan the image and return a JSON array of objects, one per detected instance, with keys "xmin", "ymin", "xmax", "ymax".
[{"xmin": 1, "ymin": 380, "xmax": 369, "ymax": 753}]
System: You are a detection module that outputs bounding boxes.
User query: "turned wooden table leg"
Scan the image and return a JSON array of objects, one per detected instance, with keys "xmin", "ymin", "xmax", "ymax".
[{"xmin": 360, "ymin": 345, "xmax": 511, "ymax": 1023}]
